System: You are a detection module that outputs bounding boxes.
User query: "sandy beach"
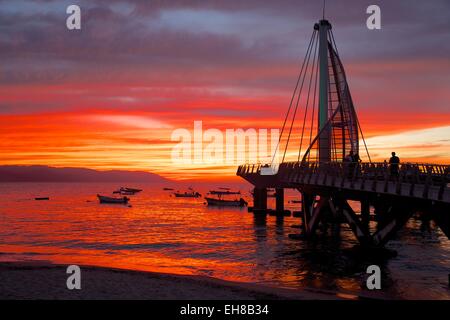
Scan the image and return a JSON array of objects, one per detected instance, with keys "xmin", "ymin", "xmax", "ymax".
[{"xmin": 0, "ymin": 261, "xmax": 357, "ymax": 300}]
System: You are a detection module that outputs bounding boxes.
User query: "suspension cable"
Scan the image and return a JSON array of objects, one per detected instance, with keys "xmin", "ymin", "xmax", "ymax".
[
  {"xmin": 330, "ymin": 76, "xmax": 338, "ymax": 161},
  {"xmin": 298, "ymin": 31, "xmax": 319, "ymax": 161},
  {"xmin": 356, "ymin": 116, "xmax": 372, "ymax": 163},
  {"xmin": 329, "ymin": 29, "xmax": 339, "ymax": 57},
  {"xmin": 307, "ymin": 44, "xmax": 320, "ymax": 162},
  {"xmin": 282, "ymin": 30, "xmax": 318, "ymax": 163},
  {"xmin": 270, "ymin": 30, "xmax": 317, "ymax": 166}
]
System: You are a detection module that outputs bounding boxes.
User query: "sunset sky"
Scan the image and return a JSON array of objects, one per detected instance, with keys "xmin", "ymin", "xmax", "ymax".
[{"xmin": 1, "ymin": 0, "xmax": 449, "ymax": 180}]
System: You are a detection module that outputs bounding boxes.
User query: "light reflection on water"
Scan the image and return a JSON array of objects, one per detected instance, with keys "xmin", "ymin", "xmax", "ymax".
[{"xmin": 0, "ymin": 182, "xmax": 449, "ymax": 299}]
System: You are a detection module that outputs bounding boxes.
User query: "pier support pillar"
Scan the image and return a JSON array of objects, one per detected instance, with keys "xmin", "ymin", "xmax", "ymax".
[
  {"xmin": 431, "ymin": 203, "xmax": 450, "ymax": 239},
  {"xmin": 340, "ymin": 200, "xmax": 372, "ymax": 246},
  {"xmin": 275, "ymin": 188, "xmax": 284, "ymax": 213},
  {"xmin": 253, "ymin": 187, "xmax": 267, "ymax": 211},
  {"xmin": 372, "ymin": 205, "xmax": 414, "ymax": 247},
  {"xmin": 361, "ymin": 199, "xmax": 370, "ymax": 231},
  {"xmin": 301, "ymin": 192, "xmax": 314, "ymax": 235}
]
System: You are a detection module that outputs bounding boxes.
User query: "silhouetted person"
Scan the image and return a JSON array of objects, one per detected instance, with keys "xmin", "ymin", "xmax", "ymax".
[
  {"xmin": 352, "ymin": 152, "xmax": 361, "ymax": 163},
  {"xmin": 344, "ymin": 151, "xmax": 353, "ymax": 163},
  {"xmin": 389, "ymin": 152, "xmax": 400, "ymax": 178},
  {"xmin": 344, "ymin": 151, "xmax": 358, "ymax": 178}
]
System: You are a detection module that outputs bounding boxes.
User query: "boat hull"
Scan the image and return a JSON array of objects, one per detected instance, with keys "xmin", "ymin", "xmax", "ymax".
[
  {"xmin": 97, "ymin": 195, "xmax": 129, "ymax": 204},
  {"xmin": 205, "ymin": 197, "xmax": 247, "ymax": 207},
  {"xmin": 122, "ymin": 188, "xmax": 142, "ymax": 193},
  {"xmin": 174, "ymin": 192, "xmax": 201, "ymax": 198}
]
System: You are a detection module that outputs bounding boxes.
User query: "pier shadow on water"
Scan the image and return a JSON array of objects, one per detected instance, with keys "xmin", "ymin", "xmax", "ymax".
[{"xmin": 251, "ymin": 212, "xmax": 447, "ymax": 299}]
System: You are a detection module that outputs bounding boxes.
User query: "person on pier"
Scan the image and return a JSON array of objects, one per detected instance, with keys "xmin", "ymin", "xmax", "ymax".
[
  {"xmin": 352, "ymin": 152, "xmax": 361, "ymax": 163},
  {"xmin": 344, "ymin": 150, "xmax": 359, "ymax": 178},
  {"xmin": 389, "ymin": 152, "xmax": 400, "ymax": 178},
  {"xmin": 344, "ymin": 152, "xmax": 353, "ymax": 163}
]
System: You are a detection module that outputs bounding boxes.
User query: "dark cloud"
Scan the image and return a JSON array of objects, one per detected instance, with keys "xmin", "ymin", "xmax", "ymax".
[{"xmin": 0, "ymin": 0, "xmax": 449, "ymax": 116}]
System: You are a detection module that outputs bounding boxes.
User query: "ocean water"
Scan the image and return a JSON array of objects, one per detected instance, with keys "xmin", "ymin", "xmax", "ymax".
[{"xmin": 0, "ymin": 182, "xmax": 449, "ymax": 299}]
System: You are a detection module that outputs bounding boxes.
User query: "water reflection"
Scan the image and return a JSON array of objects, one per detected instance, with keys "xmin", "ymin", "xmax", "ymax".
[
  {"xmin": 275, "ymin": 216, "xmax": 284, "ymax": 237},
  {"xmin": 0, "ymin": 182, "xmax": 448, "ymax": 299},
  {"xmin": 253, "ymin": 214, "xmax": 267, "ymax": 242}
]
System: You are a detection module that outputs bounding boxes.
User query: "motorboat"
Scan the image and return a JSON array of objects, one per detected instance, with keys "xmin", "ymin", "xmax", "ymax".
[
  {"xmin": 113, "ymin": 187, "xmax": 142, "ymax": 195},
  {"xmin": 173, "ymin": 190, "xmax": 201, "ymax": 198},
  {"xmin": 205, "ymin": 189, "xmax": 247, "ymax": 207},
  {"xmin": 97, "ymin": 194, "xmax": 129, "ymax": 204},
  {"xmin": 205, "ymin": 196, "xmax": 248, "ymax": 207}
]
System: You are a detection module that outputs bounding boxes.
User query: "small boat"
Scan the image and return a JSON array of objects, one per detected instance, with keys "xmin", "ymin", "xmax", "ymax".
[
  {"xmin": 209, "ymin": 190, "xmax": 240, "ymax": 195},
  {"xmin": 35, "ymin": 197, "xmax": 49, "ymax": 201},
  {"xmin": 97, "ymin": 194, "xmax": 129, "ymax": 204},
  {"xmin": 205, "ymin": 189, "xmax": 248, "ymax": 207},
  {"xmin": 163, "ymin": 188, "xmax": 174, "ymax": 191},
  {"xmin": 205, "ymin": 196, "xmax": 248, "ymax": 207},
  {"xmin": 122, "ymin": 187, "xmax": 142, "ymax": 193},
  {"xmin": 173, "ymin": 187, "xmax": 201, "ymax": 198},
  {"xmin": 118, "ymin": 190, "xmax": 136, "ymax": 195},
  {"xmin": 113, "ymin": 187, "xmax": 142, "ymax": 195},
  {"xmin": 113, "ymin": 190, "xmax": 135, "ymax": 195},
  {"xmin": 173, "ymin": 191, "xmax": 202, "ymax": 198}
]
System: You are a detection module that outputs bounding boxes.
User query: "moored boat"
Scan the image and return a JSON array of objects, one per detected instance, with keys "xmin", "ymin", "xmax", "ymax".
[
  {"xmin": 205, "ymin": 189, "xmax": 247, "ymax": 207},
  {"xmin": 97, "ymin": 194, "xmax": 129, "ymax": 204},
  {"xmin": 113, "ymin": 187, "xmax": 142, "ymax": 195},
  {"xmin": 209, "ymin": 190, "xmax": 240, "ymax": 195},
  {"xmin": 205, "ymin": 196, "xmax": 248, "ymax": 207},
  {"xmin": 118, "ymin": 190, "xmax": 136, "ymax": 195},
  {"xmin": 173, "ymin": 191, "xmax": 201, "ymax": 198},
  {"xmin": 122, "ymin": 187, "xmax": 142, "ymax": 193}
]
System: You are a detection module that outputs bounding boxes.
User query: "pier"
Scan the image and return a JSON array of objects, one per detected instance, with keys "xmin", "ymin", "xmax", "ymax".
[{"xmin": 237, "ymin": 18, "xmax": 450, "ymax": 247}]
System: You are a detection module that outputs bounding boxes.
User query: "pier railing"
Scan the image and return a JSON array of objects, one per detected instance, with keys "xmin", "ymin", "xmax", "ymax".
[
  {"xmin": 281, "ymin": 161, "xmax": 448, "ymax": 181},
  {"xmin": 237, "ymin": 162, "xmax": 450, "ymax": 202}
]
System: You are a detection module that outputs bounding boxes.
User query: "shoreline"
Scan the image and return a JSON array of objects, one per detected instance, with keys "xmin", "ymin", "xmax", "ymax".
[{"xmin": 0, "ymin": 261, "xmax": 371, "ymax": 300}]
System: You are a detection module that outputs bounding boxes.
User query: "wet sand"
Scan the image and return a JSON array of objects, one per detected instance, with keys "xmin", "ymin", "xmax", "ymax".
[{"xmin": 0, "ymin": 261, "xmax": 356, "ymax": 300}]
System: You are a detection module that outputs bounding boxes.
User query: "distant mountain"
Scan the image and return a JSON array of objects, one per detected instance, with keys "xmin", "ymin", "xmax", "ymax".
[{"xmin": 0, "ymin": 165, "xmax": 170, "ymax": 183}]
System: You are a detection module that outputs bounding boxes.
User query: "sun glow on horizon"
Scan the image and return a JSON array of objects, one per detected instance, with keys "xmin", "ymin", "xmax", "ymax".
[{"xmin": 0, "ymin": 108, "xmax": 448, "ymax": 181}]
